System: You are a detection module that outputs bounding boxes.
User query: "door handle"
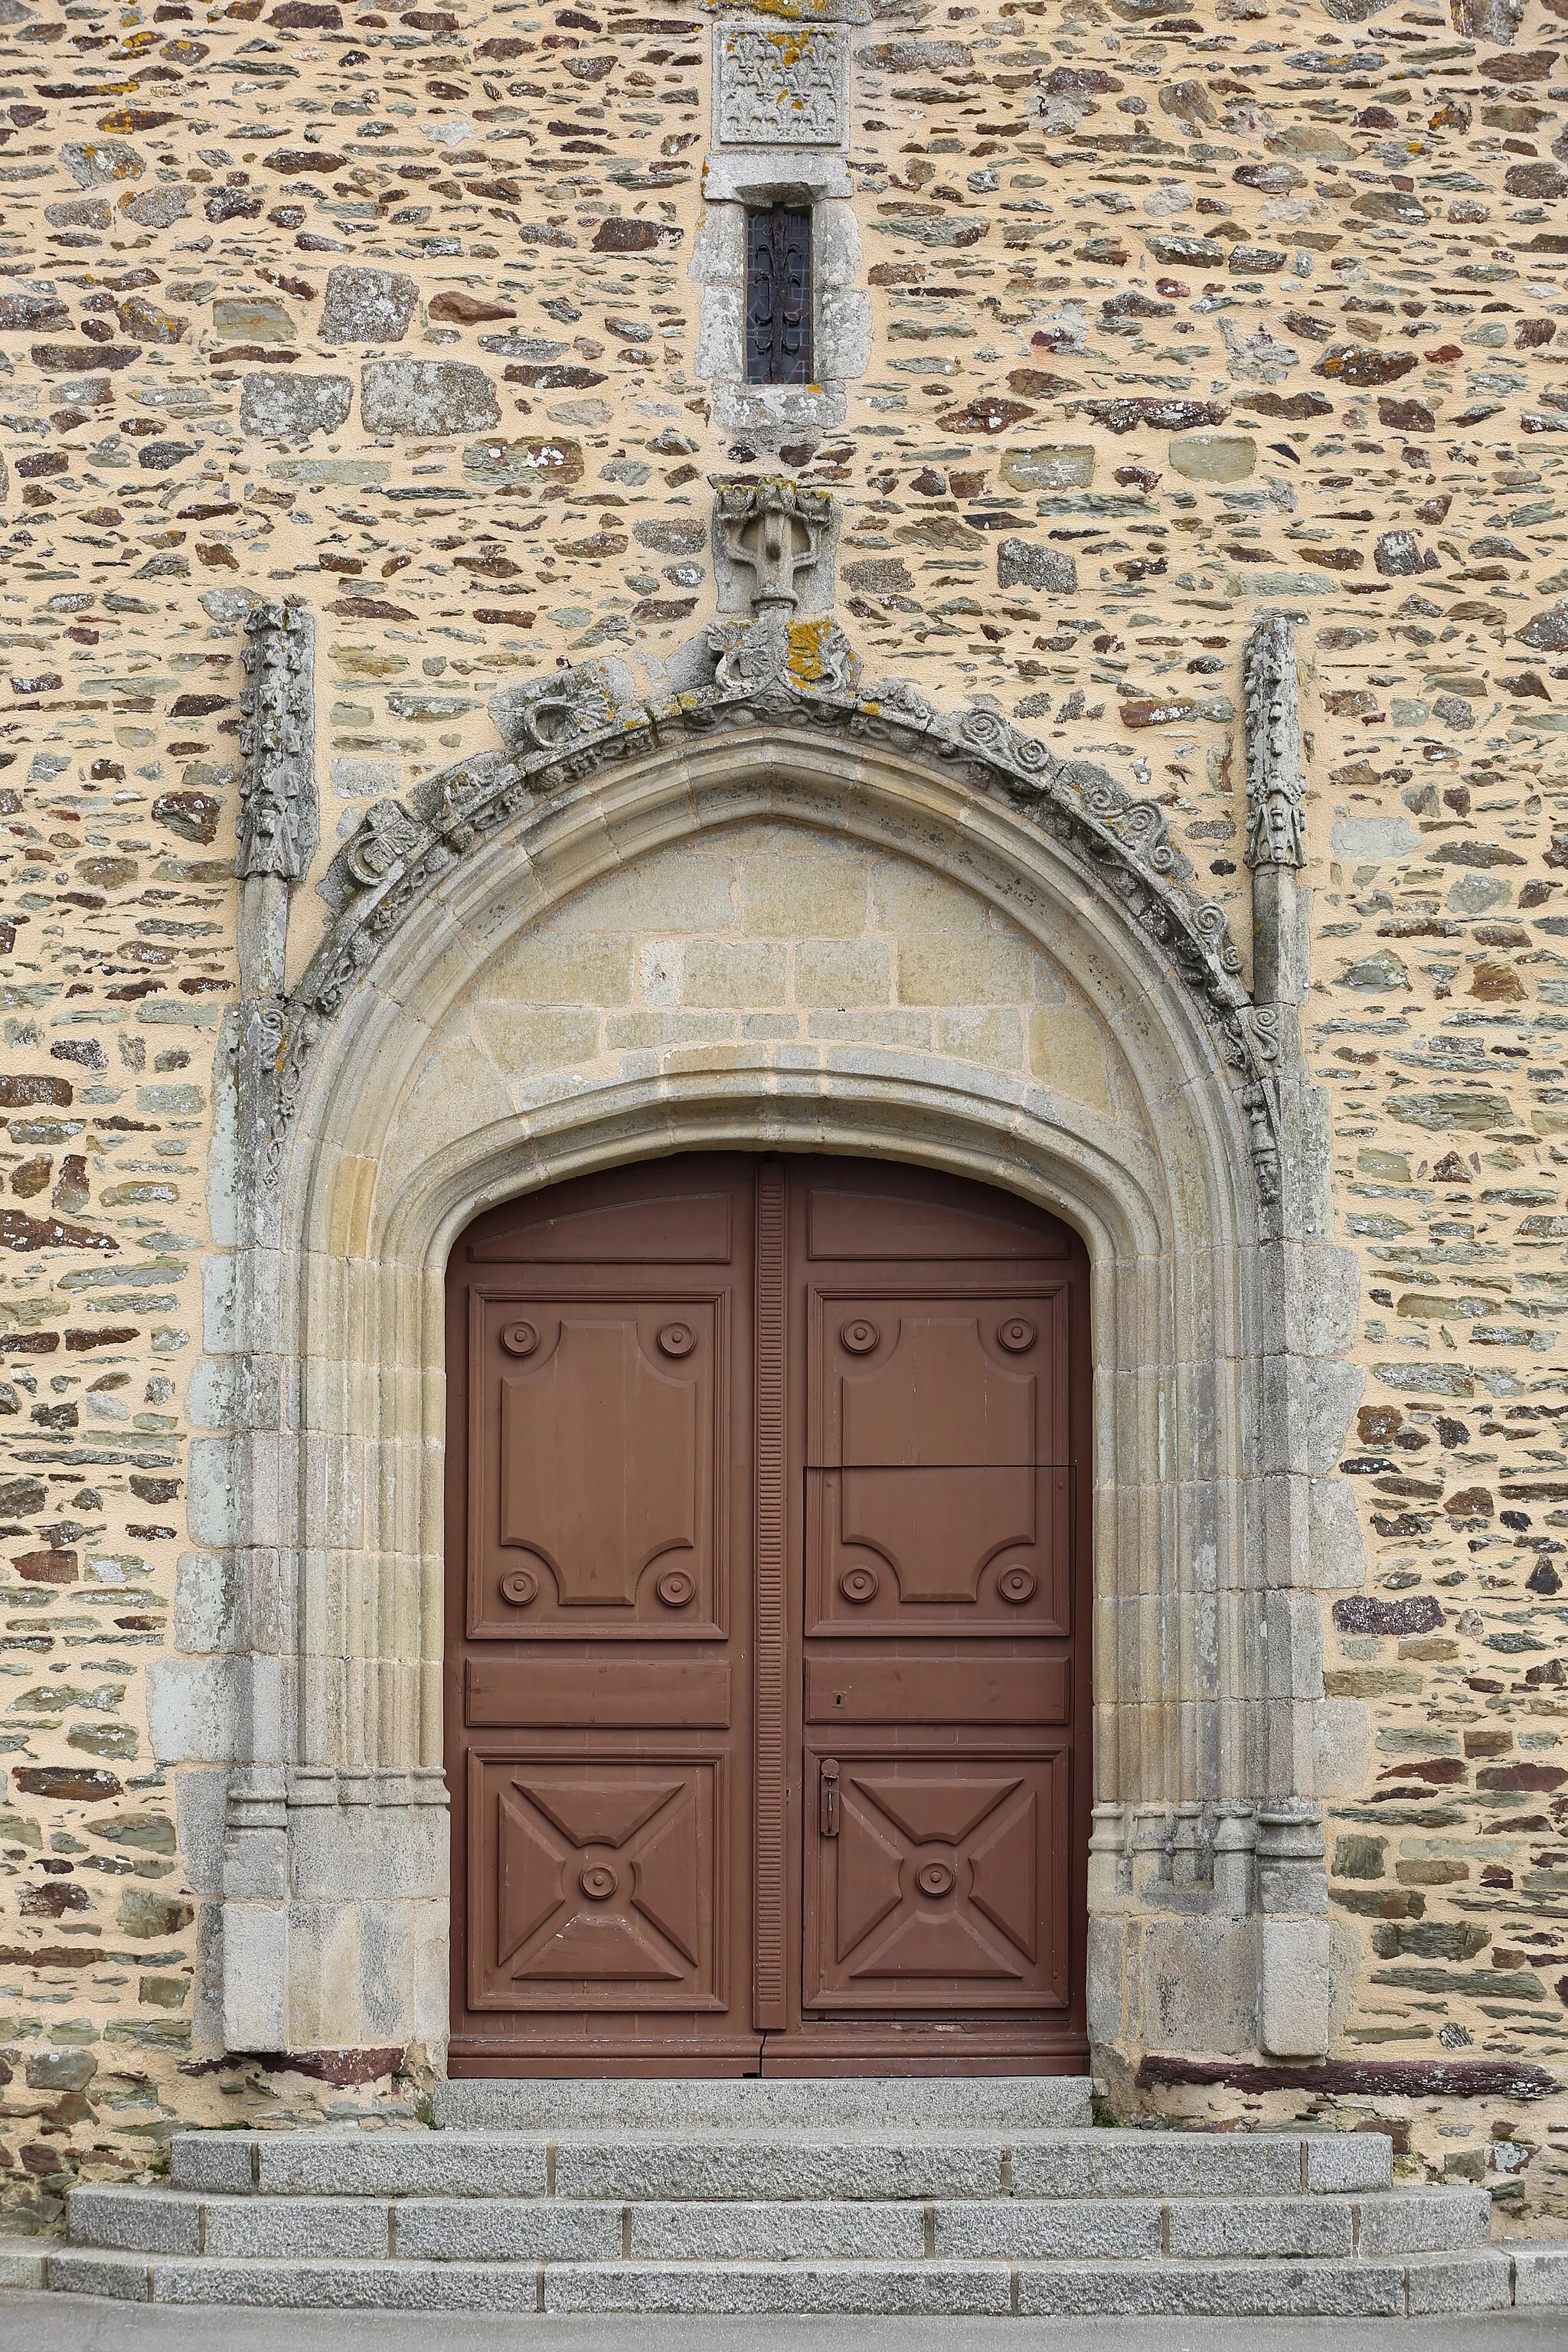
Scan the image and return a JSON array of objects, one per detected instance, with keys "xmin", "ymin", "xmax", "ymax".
[{"xmin": 819, "ymin": 1758, "xmax": 839, "ymax": 1838}]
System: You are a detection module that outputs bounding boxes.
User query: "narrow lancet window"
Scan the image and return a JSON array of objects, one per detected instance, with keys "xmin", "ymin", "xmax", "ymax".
[{"xmin": 746, "ymin": 204, "xmax": 812, "ymax": 386}]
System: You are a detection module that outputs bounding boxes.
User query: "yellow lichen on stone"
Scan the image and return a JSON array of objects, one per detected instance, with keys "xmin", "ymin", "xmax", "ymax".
[{"xmin": 786, "ymin": 617, "xmax": 833, "ymax": 688}]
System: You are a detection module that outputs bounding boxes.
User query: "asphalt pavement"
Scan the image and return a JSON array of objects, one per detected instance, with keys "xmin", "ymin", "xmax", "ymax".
[{"xmin": 1, "ymin": 2295, "xmax": 1565, "ymax": 2352}]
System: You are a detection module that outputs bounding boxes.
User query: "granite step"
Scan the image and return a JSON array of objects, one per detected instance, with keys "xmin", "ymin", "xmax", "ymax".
[
  {"xmin": 430, "ymin": 2075, "xmax": 1093, "ymax": 2132},
  {"xmin": 0, "ymin": 2237, "xmax": 47, "ymax": 2290},
  {"xmin": 38, "ymin": 2106, "xmax": 1568, "ymax": 2320},
  {"xmin": 66, "ymin": 2182, "xmax": 1491, "ymax": 2265},
  {"xmin": 164, "ymin": 2125, "xmax": 1394, "ymax": 2204},
  {"xmin": 37, "ymin": 2245, "xmax": 1536, "ymax": 2317}
]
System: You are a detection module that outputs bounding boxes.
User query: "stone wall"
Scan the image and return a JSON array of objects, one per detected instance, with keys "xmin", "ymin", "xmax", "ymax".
[{"xmin": 2, "ymin": 0, "xmax": 1568, "ymax": 2243}]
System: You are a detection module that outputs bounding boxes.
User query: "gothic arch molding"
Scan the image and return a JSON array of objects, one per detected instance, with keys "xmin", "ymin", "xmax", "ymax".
[
  {"xmin": 196, "ymin": 624, "xmax": 1367, "ymax": 2090},
  {"xmin": 268, "ymin": 643, "xmax": 1286, "ymax": 1217}
]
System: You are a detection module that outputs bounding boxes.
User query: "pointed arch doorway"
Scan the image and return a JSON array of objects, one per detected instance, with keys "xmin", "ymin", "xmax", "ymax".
[{"xmin": 445, "ymin": 1149, "xmax": 1093, "ymax": 2077}]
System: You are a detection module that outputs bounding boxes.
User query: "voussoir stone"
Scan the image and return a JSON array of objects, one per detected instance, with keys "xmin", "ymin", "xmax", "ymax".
[
  {"xmin": 998, "ymin": 537, "xmax": 1078, "ymax": 592},
  {"xmin": 360, "ymin": 358, "xmax": 500, "ymax": 436},
  {"xmin": 321, "ymin": 266, "xmax": 420, "ymax": 345},
  {"xmin": 239, "ymin": 371, "xmax": 354, "ymax": 442}
]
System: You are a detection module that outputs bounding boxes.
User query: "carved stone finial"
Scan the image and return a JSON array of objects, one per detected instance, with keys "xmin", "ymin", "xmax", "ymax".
[
  {"xmin": 714, "ymin": 475, "xmax": 832, "ymax": 613},
  {"xmin": 238, "ymin": 599, "xmax": 318, "ymax": 882},
  {"xmin": 1243, "ymin": 612, "xmax": 1306, "ymax": 872}
]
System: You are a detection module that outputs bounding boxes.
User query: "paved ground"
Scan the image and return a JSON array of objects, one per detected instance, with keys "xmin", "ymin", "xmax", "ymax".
[{"xmin": 0, "ymin": 2297, "xmax": 1564, "ymax": 2352}]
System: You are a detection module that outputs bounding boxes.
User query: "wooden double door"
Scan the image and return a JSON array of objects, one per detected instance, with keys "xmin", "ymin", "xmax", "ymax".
[{"xmin": 446, "ymin": 1153, "xmax": 1091, "ymax": 2075}]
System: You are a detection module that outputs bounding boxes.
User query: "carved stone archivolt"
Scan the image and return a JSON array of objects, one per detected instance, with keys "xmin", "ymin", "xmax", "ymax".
[{"xmin": 270, "ymin": 591, "xmax": 1285, "ymax": 1212}]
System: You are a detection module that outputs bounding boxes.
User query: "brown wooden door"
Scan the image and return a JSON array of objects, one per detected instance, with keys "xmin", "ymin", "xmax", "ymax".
[
  {"xmin": 446, "ymin": 1158, "xmax": 759, "ymax": 2074},
  {"xmin": 446, "ymin": 1154, "xmax": 1090, "ymax": 2076}
]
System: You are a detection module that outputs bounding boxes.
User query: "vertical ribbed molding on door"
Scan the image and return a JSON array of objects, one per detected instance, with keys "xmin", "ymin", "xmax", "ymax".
[{"xmin": 753, "ymin": 1159, "xmax": 787, "ymax": 2030}]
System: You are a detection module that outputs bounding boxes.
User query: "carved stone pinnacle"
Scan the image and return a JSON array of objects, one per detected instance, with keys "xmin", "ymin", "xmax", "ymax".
[
  {"xmin": 1242, "ymin": 611, "xmax": 1306, "ymax": 874},
  {"xmin": 238, "ymin": 598, "xmax": 318, "ymax": 884}
]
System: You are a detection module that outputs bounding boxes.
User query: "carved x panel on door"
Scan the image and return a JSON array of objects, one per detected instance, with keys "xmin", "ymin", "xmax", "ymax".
[
  {"xmin": 471, "ymin": 1758, "xmax": 724, "ymax": 2011},
  {"xmin": 805, "ymin": 1753, "xmax": 1070, "ymax": 2009}
]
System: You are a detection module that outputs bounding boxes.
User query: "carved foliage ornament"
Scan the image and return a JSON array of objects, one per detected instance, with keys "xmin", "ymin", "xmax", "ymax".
[
  {"xmin": 275, "ymin": 628, "xmax": 1281, "ymax": 1211},
  {"xmin": 341, "ymin": 798, "xmax": 422, "ymax": 895},
  {"xmin": 489, "ymin": 660, "xmax": 627, "ymax": 758},
  {"xmin": 238, "ymin": 599, "xmax": 318, "ymax": 884},
  {"xmin": 1243, "ymin": 611, "xmax": 1306, "ymax": 873}
]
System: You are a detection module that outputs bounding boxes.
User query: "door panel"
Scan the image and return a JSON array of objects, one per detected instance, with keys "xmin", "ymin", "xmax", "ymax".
[
  {"xmin": 467, "ymin": 1658, "xmax": 733, "ymax": 1728},
  {"xmin": 803, "ymin": 1654, "xmax": 1070, "ymax": 1726},
  {"xmin": 806, "ymin": 1185, "xmax": 1069, "ymax": 1261},
  {"xmin": 448, "ymin": 1152, "xmax": 1090, "ymax": 2076},
  {"xmin": 805, "ymin": 1285, "xmax": 1070, "ymax": 1637},
  {"xmin": 468, "ymin": 1185, "xmax": 734, "ymax": 1264},
  {"xmin": 782, "ymin": 1160, "xmax": 1088, "ymax": 2069},
  {"xmin": 804, "ymin": 1748, "xmax": 1071, "ymax": 2010},
  {"xmin": 469, "ymin": 1292, "xmax": 725, "ymax": 1640},
  {"xmin": 808, "ymin": 1466, "xmax": 1072, "ymax": 1633},
  {"xmin": 469, "ymin": 1753, "xmax": 725, "ymax": 2011}
]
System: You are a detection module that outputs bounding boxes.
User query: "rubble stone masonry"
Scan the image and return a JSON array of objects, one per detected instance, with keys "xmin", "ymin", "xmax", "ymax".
[{"xmin": 2, "ymin": 0, "xmax": 1568, "ymax": 2246}]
